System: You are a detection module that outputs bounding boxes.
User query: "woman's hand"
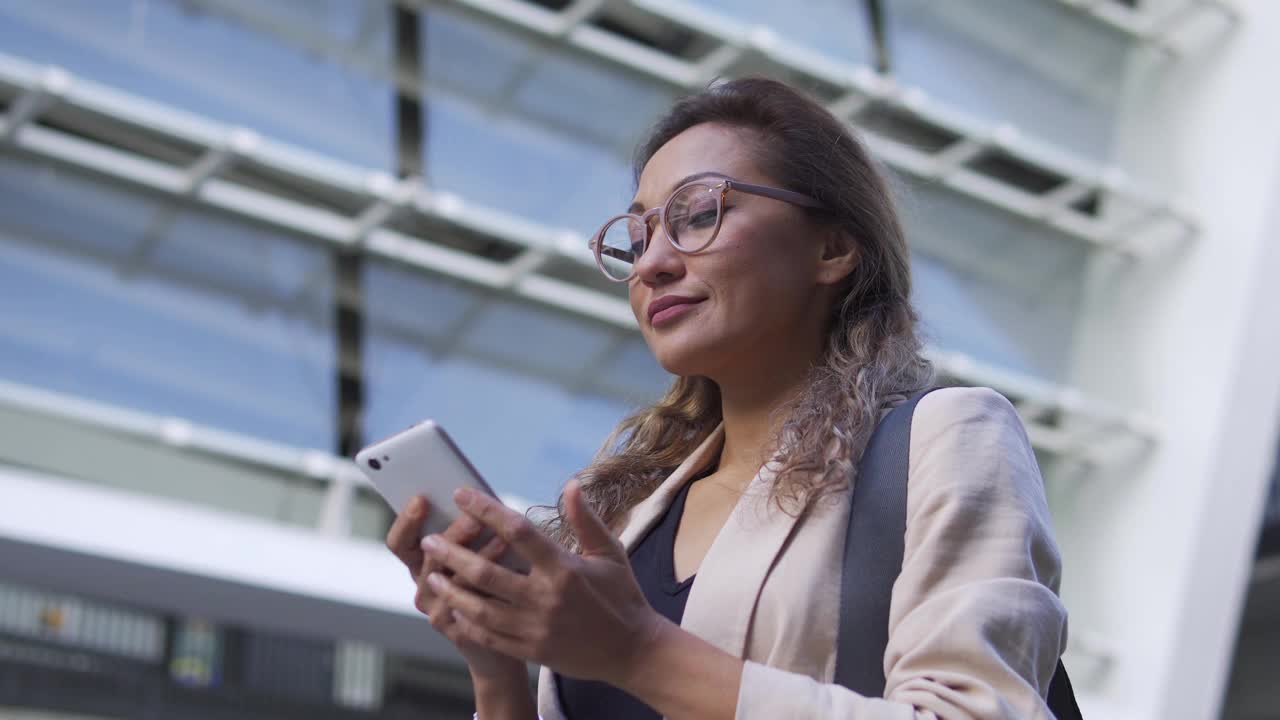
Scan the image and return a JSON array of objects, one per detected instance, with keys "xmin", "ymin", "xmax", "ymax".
[
  {"xmin": 384, "ymin": 496, "xmax": 527, "ymax": 680},
  {"xmin": 420, "ymin": 480, "xmax": 668, "ymax": 687}
]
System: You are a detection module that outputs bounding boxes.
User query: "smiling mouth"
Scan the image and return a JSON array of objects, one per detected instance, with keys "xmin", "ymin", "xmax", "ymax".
[{"xmin": 649, "ymin": 298, "xmax": 705, "ymax": 327}]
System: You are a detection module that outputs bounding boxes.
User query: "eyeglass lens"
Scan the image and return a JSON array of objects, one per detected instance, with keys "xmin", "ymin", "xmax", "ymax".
[{"xmin": 595, "ymin": 184, "xmax": 720, "ymax": 281}]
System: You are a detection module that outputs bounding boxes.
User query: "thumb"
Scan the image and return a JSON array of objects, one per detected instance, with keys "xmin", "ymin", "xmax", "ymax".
[{"xmin": 565, "ymin": 479, "xmax": 620, "ymax": 558}]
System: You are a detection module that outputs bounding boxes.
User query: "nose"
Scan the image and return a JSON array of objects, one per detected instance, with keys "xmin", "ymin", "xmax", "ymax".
[{"xmin": 633, "ymin": 220, "xmax": 685, "ymax": 287}]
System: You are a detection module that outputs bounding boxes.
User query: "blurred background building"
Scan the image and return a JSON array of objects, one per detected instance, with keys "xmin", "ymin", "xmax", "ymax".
[{"xmin": 0, "ymin": 0, "xmax": 1277, "ymax": 718}]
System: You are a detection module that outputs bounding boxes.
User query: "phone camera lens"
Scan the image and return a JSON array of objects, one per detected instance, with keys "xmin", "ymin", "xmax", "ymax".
[{"xmin": 367, "ymin": 458, "xmax": 382, "ymax": 471}]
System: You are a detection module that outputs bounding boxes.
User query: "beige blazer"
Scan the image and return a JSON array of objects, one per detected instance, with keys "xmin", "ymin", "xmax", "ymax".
[{"xmin": 537, "ymin": 386, "xmax": 1068, "ymax": 719}]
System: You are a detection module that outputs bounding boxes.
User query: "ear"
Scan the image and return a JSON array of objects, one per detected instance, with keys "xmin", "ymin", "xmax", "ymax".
[{"xmin": 815, "ymin": 227, "xmax": 859, "ymax": 287}]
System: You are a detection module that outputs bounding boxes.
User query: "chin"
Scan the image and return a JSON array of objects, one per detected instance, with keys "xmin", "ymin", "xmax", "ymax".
[{"xmin": 648, "ymin": 335, "xmax": 726, "ymax": 378}]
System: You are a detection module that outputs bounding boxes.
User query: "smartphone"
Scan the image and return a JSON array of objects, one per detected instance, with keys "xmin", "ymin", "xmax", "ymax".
[{"xmin": 356, "ymin": 420, "xmax": 529, "ymax": 573}]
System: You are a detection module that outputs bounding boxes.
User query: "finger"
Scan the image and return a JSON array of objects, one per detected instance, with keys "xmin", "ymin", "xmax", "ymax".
[
  {"xmin": 454, "ymin": 489, "xmax": 560, "ymax": 569},
  {"xmin": 477, "ymin": 534, "xmax": 509, "ymax": 562},
  {"xmin": 450, "ymin": 607, "xmax": 529, "ymax": 661},
  {"xmin": 564, "ymin": 479, "xmax": 622, "ymax": 559},
  {"xmin": 414, "ymin": 564, "xmax": 440, "ymax": 616},
  {"xmin": 441, "ymin": 511, "xmax": 485, "ymax": 545},
  {"xmin": 425, "ymin": 592, "xmax": 467, "ymax": 648},
  {"xmin": 435, "ymin": 513, "xmax": 482, "ymax": 575},
  {"xmin": 419, "ymin": 533, "xmax": 506, "ymax": 610},
  {"xmin": 386, "ymin": 496, "xmax": 429, "ymax": 576},
  {"xmin": 425, "ymin": 516, "xmax": 478, "ymax": 579},
  {"xmin": 429, "ymin": 572, "xmax": 530, "ymax": 643},
  {"xmin": 424, "ymin": 590, "xmax": 451, "ymax": 628},
  {"xmin": 422, "ymin": 534, "xmax": 527, "ymax": 603},
  {"xmin": 415, "ymin": 562, "xmax": 470, "ymax": 619}
]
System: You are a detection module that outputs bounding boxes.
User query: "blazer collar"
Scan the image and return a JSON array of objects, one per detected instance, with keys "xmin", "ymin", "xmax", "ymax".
[
  {"xmin": 617, "ymin": 422, "xmax": 725, "ymax": 551},
  {"xmin": 617, "ymin": 421, "xmax": 806, "ymax": 659},
  {"xmin": 541, "ymin": 422, "xmax": 809, "ymax": 719},
  {"xmin": 542, "ymin": 425, "xmax": 730, "ymax": 720}
]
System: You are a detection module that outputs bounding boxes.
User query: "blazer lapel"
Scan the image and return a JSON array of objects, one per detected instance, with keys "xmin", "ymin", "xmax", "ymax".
[
  {"xmin": 617, "ymin": 423, "xmax": 725, "ymax": 552},
  {"xmin": 539, "ymin": 424, "xmax": 726, "ymax": 720},
  {"xmin": 679, "ymin": 457, "xmax": 805, "ymax": 659}
]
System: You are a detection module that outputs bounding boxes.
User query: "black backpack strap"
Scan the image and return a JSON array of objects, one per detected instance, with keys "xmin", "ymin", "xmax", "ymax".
[
  {"xmin": 833, "ymin": 387, "xmax": 940, "ymax": 694},
  {"xmin": 833, "ymin": 387, "xmax": 1083, "ymax": 718}
]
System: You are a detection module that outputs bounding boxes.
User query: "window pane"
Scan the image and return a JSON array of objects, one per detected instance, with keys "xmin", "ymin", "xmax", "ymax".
[
  {"xmin": 422, "ymin": 5, "xmax": 675, "ymax": 233},
  {"xmin": 0, "ymin": 154, "xmax": 336, "ymax": 449},
  {"xmin": 888, "ymin": 0, "xmax": 1129, "ymax": 160},
  {"xmin": 684, "ymin": 0, "xmax": 875, "ymax": 65},
  {"xmin": 686, "ymin": 0, "xmax": 1128, "ymax": 161},
  {"xmin": 0, "ymin": 0, "xmax": 395, "ymax": 168},
  {"xmin": 904, "ymin": 178, "xmax": 1088, "ymax": 382},
  {"xmin": 362, "ymin": 260, "xmax": 665, "ymax": 503}
]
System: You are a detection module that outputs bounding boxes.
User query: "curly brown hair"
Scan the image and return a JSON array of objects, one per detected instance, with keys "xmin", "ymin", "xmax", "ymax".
[{"xmin": 542, "ymin": 77, "xmax": 933, "ymax": 548}]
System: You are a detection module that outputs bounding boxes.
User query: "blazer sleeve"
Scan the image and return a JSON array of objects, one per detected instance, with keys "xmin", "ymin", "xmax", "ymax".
[{"xmin": 734, "ymin": 386, "xmax": 1069, "ymax": 720}]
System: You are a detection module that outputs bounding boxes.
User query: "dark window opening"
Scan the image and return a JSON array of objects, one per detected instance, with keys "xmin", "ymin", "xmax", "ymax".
[
  {"xmin": 854, "ymin": 104, "xmax": 961, "ymax": 153},
  {"xmin": 968, "ymin": 149, "xmax": 1065, "ymax": 196}
]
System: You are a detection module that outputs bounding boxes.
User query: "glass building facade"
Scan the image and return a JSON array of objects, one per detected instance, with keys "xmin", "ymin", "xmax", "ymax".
[{"xmin": 0, "ymin": 0, "xmax": 1137, "ymax": 497}]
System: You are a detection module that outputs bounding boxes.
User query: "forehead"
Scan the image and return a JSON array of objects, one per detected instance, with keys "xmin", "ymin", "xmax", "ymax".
[{"xmin": 634, "ymin": 123, "xmax": 764, "ymax": 204}]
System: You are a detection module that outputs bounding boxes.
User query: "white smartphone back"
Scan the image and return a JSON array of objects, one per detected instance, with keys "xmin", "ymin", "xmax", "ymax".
[{"xmin": 356, "ymin": 420, "xmax": 529, "ymax": 572}]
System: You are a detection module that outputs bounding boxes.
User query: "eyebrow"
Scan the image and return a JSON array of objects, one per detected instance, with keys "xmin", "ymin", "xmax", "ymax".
[{"xmin": 627, "ymin": 171, "xmax": 728, "ymax": 214}]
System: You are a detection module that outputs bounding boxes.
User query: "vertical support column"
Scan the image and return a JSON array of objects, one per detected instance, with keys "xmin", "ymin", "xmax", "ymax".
[
  {"xmin": 862, "ymin": 0, "xmax": 891, "ymax": 73},
  {"xmin": 1057, "ymin": 3, "xmax": 1280, "ymax": 719},
  {"xmin": 335, "ymin": 254, "xmax": 365, "ymax": 459},
  {"xmin": 336, "ymin": 4, "xmax": 426, "ymax": 459},
  {"xmin": 395, "ymin": 3, "xmax": 426, "ymax": 181}
]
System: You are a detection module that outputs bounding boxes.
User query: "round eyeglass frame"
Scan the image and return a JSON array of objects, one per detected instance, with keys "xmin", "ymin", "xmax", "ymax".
[{"xmin": 590, "ymin": 176, "xmax": 827, "ymax": 283}]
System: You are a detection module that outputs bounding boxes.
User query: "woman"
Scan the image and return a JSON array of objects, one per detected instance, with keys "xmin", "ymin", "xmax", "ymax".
[{"xmin": 385, "ymin": 77, "xmax": 1068, "ymax": 719}]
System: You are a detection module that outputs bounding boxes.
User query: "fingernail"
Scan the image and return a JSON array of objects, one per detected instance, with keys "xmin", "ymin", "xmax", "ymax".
[
  {"xmin": 454, "ymin": 488, "xmax": 474, "ymax": 508},
  {"xmin": 408, "ymin": 497, "xmax": 423, "ymax": 517},
  {"xmin": 421, "ymin": 535, "xmax": 441, "ymax": 552},
  {"xmin": 426, "ymin": 572, "xmax": 445, "ymax": 589}
]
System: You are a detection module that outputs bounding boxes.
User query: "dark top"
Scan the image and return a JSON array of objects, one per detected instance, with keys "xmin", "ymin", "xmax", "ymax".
[{"xmin": 554, "ymin": 467, "xmax": 710, "ymax": 719}]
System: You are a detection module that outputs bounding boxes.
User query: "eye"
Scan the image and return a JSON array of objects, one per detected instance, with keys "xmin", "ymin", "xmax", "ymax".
[
  {"xmin": 689, "ymin": 207, "xmax": 717, "ymax": 227},
  {"xmin": 673, "ymin": 199, "xmax": 717, "ymax": 226}
]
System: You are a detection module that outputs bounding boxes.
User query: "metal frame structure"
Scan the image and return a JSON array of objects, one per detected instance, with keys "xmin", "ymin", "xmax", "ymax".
[
  {"xmin": 1053, "ymin": 0, "xmax": 1240, "ymax": 53},
  {"xmin": 174, "ymin": 0, "xmax": 1202, "ymax": 253},
  {"xmin": 0, "ymin": 378, "xmax": 531, "ymax": 539},
  {"xmin": 388, "ymin": 0, "xmax": 1201, "ymax": 255},
  {"xmin": 0, "ymin": 50, "xmax": 1157, "ymax": 471}
]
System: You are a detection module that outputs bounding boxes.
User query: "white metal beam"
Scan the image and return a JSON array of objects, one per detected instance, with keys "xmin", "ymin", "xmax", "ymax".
[
  {"xmin": 0, "ymin": 66, "xmax": 68, "ymax": 144},
  {"xmin": 1037, "ymin": 179, "xmax": 1097, "ymax": 221},
  {"xmin": 0, "ymin": 463, "xmax": 458, "ymax": 662},
  {"xmin": 0, "ymin": 379, "xmax": 538, "ymax": 529},
  {"xmin": 1146, "ymin": 0, "xmax": 1241, "ymax": 45},
  {"xmin": 1054, "ymin": 0, "xmax": 1240, "ymax": 53},
  {"xmin": 928, "ymin": 349, "xmax": 1159, "ymax": 467},
  {"xmin": 181, "ymin": 127, "xmax": 258, "ymax": 196},
  {"xmin": 349, "ymin": 173, "xmax": 420, "ymax": 244},
  {"xmin": 554, "ymin": 0, "xmax": 613, "ymax": 37}
]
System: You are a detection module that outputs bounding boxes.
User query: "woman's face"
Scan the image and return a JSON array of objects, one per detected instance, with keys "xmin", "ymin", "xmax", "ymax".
[{"xmin": 627, "ymin": 123, "xmax": 843, "ymax": 381}]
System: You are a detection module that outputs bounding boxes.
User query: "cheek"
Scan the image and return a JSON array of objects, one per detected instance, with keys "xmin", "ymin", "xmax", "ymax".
[
  {"xmin": 708, "ymin": 230, "xmax": 813, "ymax": 313},
  {"xmin": 628, "ymin": 283, "xmax": 644, "ymax": 319}
]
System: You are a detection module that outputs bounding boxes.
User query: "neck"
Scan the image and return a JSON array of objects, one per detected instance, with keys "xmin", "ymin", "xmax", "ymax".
[{"xmin": 709, "ymin": 345, "xmax": 821, "ymax": 488}]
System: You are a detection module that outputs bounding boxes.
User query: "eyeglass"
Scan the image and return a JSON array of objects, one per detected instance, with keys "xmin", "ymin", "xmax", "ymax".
[{"xmin": 590, "ymin": 176, "xmax": 827, "ymax": 282}]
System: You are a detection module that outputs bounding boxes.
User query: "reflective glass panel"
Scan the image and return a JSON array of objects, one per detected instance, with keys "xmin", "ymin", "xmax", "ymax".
[
  {"xmin": 0, "ymin": 0, "xmax": 395, "ymax": 168},
  {"xmin": 0, "ymin": 154, "xmax": 337, "ymax": 448}
]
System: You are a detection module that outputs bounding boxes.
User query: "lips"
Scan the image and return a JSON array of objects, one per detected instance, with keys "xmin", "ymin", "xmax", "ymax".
[{"xmin": 647, "ymin": 294, "xmax": 705, "ymax": 325}]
